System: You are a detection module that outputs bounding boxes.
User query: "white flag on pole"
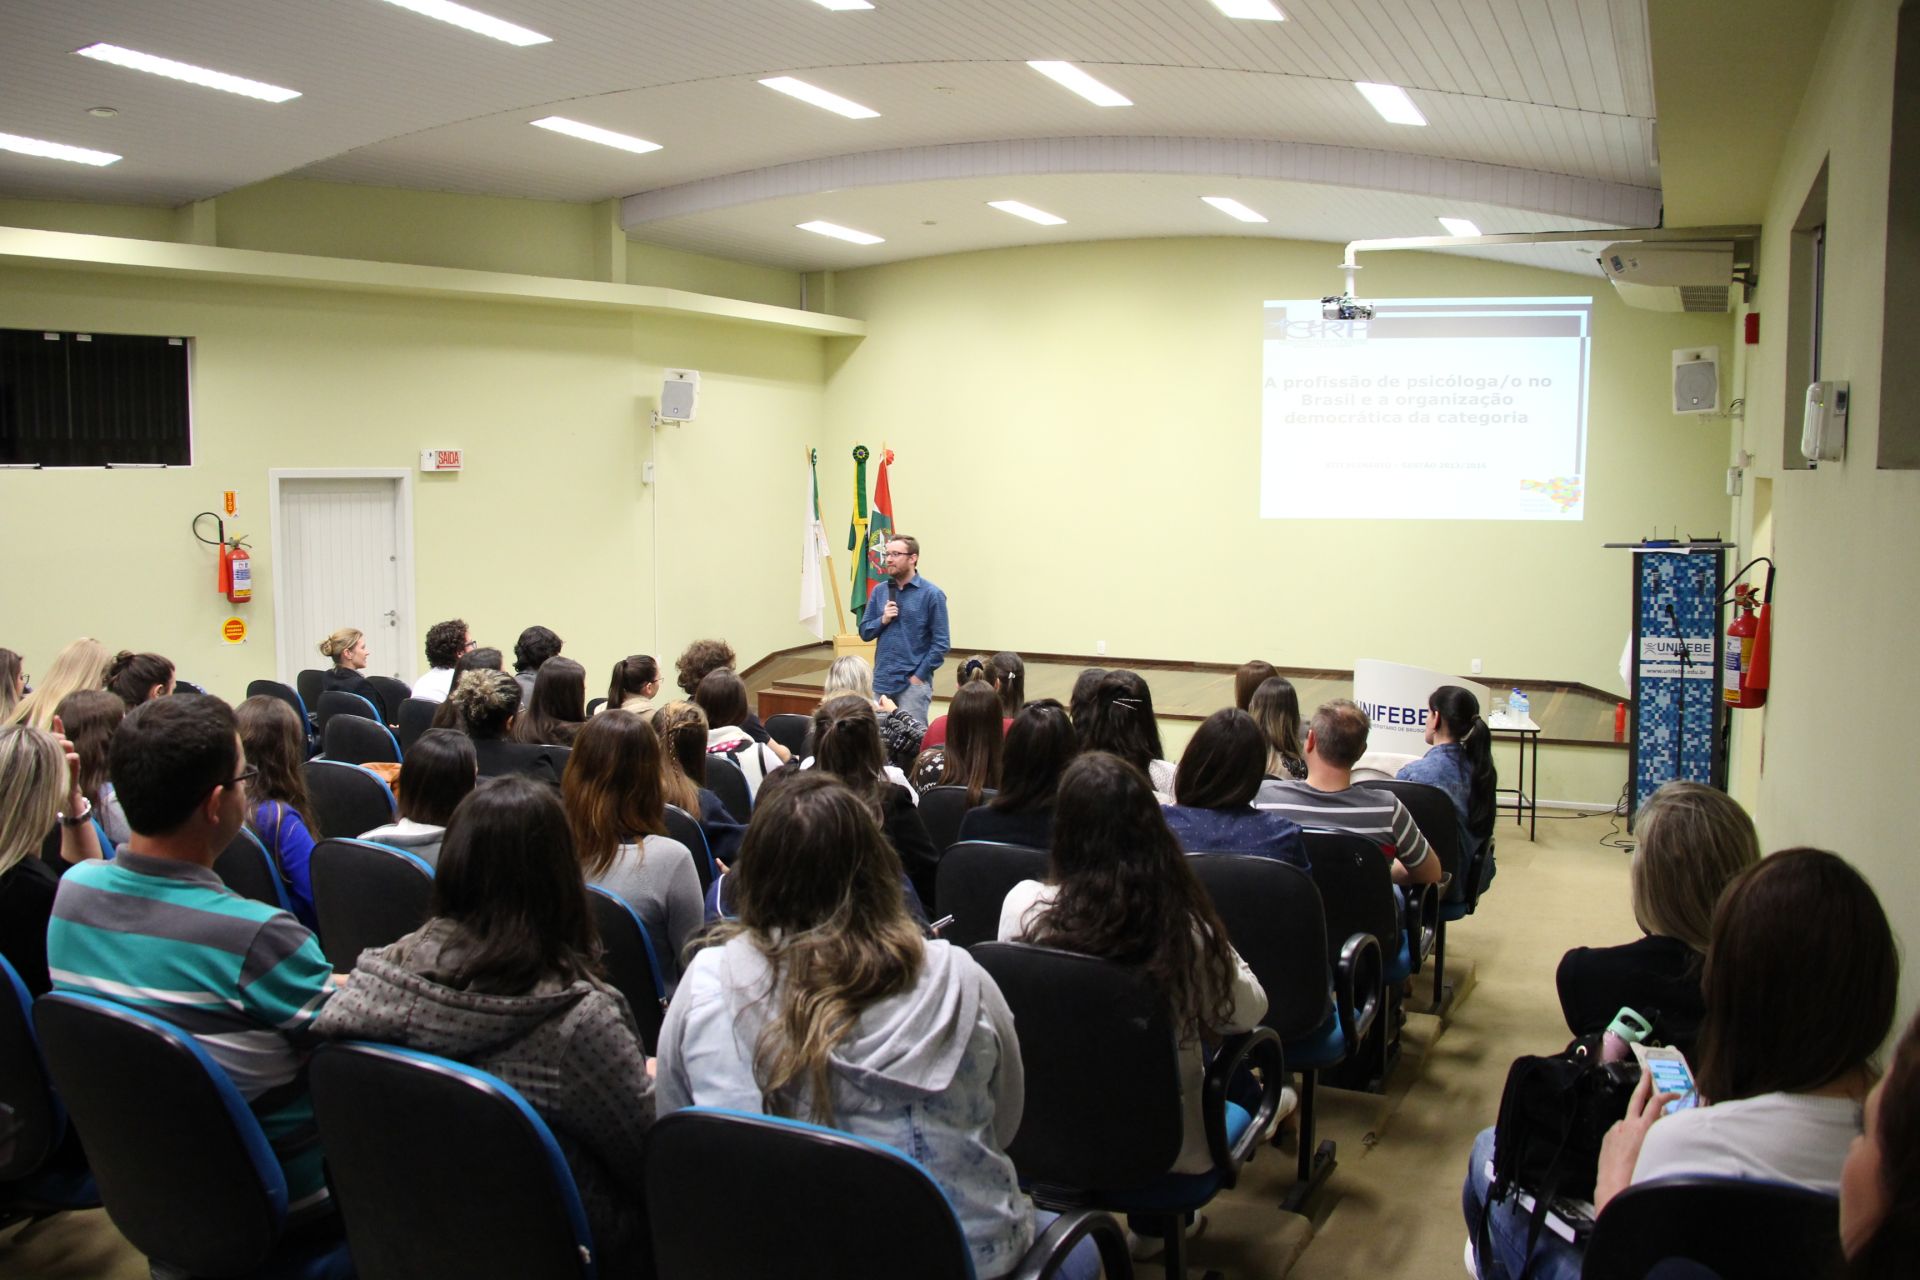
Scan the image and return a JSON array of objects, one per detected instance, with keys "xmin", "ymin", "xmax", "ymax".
[{"xmin": 800, "ymin": 452, "xmax": 831, "ymax": 638}]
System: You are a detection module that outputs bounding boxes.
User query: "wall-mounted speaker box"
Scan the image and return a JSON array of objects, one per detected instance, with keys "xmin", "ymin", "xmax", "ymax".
[
  {"xmin": 660, "ymin": 369, "xmax": 701, "ymax": 422},
  {"xmin": 1672, "ymin": 346, "xmax": 1720, "ymax": 414}
]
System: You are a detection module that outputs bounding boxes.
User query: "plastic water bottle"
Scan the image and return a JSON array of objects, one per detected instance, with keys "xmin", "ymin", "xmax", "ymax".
[
  {"xmin": 1602, "ymin": 1008, "xmax": 1654, "ymax": 1062},
  {"xmin": 1510, "ymin": 688, "xmax": 1530, "ymax": 725}
]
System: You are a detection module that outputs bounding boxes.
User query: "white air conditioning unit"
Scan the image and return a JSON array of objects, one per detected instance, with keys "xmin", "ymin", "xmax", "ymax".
[{"xmin": 1599, "ymin": 242, "xmax": 1735, "ymax": 313}]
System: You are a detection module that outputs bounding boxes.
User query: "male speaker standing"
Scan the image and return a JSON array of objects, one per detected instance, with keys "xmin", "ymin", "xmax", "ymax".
[{"xmin": 859, "ymin": 534, "xmax": 949, "ymax": 727}]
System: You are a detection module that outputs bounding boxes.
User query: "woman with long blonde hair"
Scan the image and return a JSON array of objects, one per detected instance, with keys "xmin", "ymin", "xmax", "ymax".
[
  {"xmin": 8, "ymin": 638, "xmax": 111, "ymax": 732},
  {"xmin": 1, "ymin": 722, "xmax": 104, "ymax": 995}
]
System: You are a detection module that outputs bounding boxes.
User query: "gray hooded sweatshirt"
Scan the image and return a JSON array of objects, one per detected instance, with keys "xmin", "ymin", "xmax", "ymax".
[
  {"xmin": 313, "ymin": 918, "xmax": 654, "ymax": 1270},
  {"xmin": 656, "ymin": 935, "xmax": 1034, "ymax": 1278}
]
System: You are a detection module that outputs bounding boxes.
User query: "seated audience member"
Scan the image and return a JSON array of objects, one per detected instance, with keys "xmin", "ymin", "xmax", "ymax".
[
  {"xmin": 913, "ymin": 681, "xmax": 1005, "ymax": 805},
  {"xmin": 318, "ymin": 626, "xmax": 386, "ymax": 719},
  {"xmin": 1397, "ymin": 684, "xmax": 1497, "ymax": 868},
  {"xmin": 1067, "ymin": 666, "xmax": 1107, "ymax": 732},
  {"xmin": 958, "ymin": 700, "xmax": 1077, "ymax": 850},
  {"xmin": 1843, "ymin": 1008, "xmax": 1920, "ymax": 1277},
  {"xmin": 1, "ymin": 724, "xmax": 104, "ymax": 995},
  {"xmin": 603, "ymin": 654, "xmax": 663, "ymax": 716},
  {"xmin": 1233, "ymin": 660, "xmax": 1279, "ymax": 712},
  {"xmin": 451, "ymin": 669, "xmax": 566, "ymax": 785},
  {"xmin": 0, "ymin": 648, "xmax": 23, "ymax": 722},
  {"xmin": 429, "ymin": 645, "xmax": 505, "ymax": 729},
  {"xmin": 48, "ymin": 695, "xmax": 335, "ymax": 1213},
  {"xmin": 1163, "ymin": 709, "xmax": 1306, "ymax": 866},
  {"xmin": 358, "ymin": 728, "xmax": 477, "ymax": 867},
  {"xmin": 1464, "ymin": 848, "xmax": 1898, "ymax": 1280},
  {"xmin": 511, "ymin": 625, "xmax": 564, "ymax": 711},
  {"xmin": 410, "ymin": 618, "xmax": 471, "ymax": 703},
  {"xmin": 1000, "ymin": 751, "xmax": 1267, "ymax": 1175},
  {"xmin": 8, "ymin": 637, "xmax": 112, "ymax": 732},
  {"xmin": 316, "ymin": 776, "xmax": 653, "ymax": 1274},
  {"xmin": 1256, "ymin": 699, "xmax": 1440, "ymax": 887},
  {"xmin": 514, "ymin": 656, "xmax": 589, "ymax": 747},
  {"xmin": 695, "ymin": 670, "xmax": 789, "ymax": 796},
  {"xmin": 1248, "ymin": 676, "xmax": 1308, "ymax": 781},
  {"xmin": 822, "ymin": 654, "xmax": 924, "ymax": 772},
  {"xmin": 1555, "ymin": 781, "xmax": 1758, "ymax": 1054},
  {"xmin": 657, "ymin": 772, "xmax": 1092, "ymax": 1280},
  {"xmin": 562, "ymin": 711, "xmax": 702, "ymax": 990},
  {"xmin": 811, "ymin": 694, "xmax": 939, "ymax": 913},
  {"xmin": 237, "ymin": 695, "xmax": 323, "ymax": 929},
  {"xmin": 104, "ymin": 650, "xmax": 175, "ymax": 709},
  {"xmin": 52, "ymin": 689, "xmax": 127, "ymax": 850},
  {"xmin": 924, "ymin": 653, "xmax": 1023, "ymax": 748},
  {"xmin": 675, "ymin": 638, "xmax": 775, "ymax": 746},
  {"xmin": 651, "ymin": 701, "xmax": 746, "ymax": 868},
  {"xmin": 1077, "ymin": 670, "xmax": 1177, "ymax": 797}
]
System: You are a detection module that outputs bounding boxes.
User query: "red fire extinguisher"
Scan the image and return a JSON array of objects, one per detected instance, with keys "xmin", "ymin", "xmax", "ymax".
[
  {"xmin": 195, "ymin": 511, "xmax": 253, "ymax": 605},
  {"xmin": 1723, "ymin": 562, "xmax": 1774, "ymax": 709}
]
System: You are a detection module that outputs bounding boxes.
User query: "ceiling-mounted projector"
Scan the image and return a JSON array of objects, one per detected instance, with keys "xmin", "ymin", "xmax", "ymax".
[
  {"xmin": 1322, "ymin": 295, "xmax": 1375, "ymax": 321},
  {"xmin": 1598, "ymin": 242, "xmax": 1735, "ymax": 313}
]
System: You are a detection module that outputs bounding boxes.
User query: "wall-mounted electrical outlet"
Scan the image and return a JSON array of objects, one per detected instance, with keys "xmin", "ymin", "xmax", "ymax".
[
  {"xmin": 1096, "ymin": 639, "xmax": 1107, "ymax": 656},
  {"xmin": 1471, "ymin": 657, "xmax": 1483, "ymax": 674},
  {"xmin": 643, "ymin": 461, "xmax": 656, "ymax": 485}
]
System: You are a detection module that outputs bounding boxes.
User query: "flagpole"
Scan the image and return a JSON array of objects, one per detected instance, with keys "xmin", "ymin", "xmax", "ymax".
[{"xmin": 816, "ymin": 446, "xmax": 847, "ymax": 623}]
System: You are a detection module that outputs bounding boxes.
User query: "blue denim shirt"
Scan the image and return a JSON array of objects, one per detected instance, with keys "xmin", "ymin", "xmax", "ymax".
[
  {"xmin": 1163, "ymin": 805, "xmax": 1308, "ymax": 868},
  {"xmin": 859, "ymin": 574, "xmax": 951, "ymax": 692}
]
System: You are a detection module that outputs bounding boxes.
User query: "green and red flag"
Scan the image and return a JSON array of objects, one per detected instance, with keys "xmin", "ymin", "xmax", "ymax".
[
  {"xmin": 847, "ymin": 445, "xmax": 873, "ymax": 619},
  {"xmin": 865, "ymin": 446, "xmax": 896, "ymax": 593}
]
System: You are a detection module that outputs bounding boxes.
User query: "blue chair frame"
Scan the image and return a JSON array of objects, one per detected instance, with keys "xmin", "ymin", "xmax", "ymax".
[
  {"xmin": 0, "ymin": 958, "xmax": 98, "ymax": 1225},
  {"xmin": 585, "ymin": 886, "xmax": 670, "ymax": 1054}
]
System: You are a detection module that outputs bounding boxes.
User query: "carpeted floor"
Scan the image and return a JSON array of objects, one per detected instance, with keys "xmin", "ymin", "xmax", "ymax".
[{"xmin": 1138, "ymin": 808, "xmax": 1641, "ymax": 1280}]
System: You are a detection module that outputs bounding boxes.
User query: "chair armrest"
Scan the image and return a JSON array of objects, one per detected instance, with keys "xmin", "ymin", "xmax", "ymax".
[
  {"xmin": 1201, "ymin": 1026, "xmax": 1283, "ymax": 1189},
  {"xmin": 1334, "ymin": 931, "xmax": 1383, "ymax": 1049},
  {"xmin": 1403, "ymin": 880, "xmax": 1439, "ymax": 969},
  {"xmin": 1007, "ymin": 1207, "xmax": 1134, "ymax": 1280}
]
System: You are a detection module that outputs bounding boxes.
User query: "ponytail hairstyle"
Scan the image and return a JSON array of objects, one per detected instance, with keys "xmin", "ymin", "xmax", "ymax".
[
  {"xmin": 943, "ymin": 681, "xmax": 1005, "ymax": 806},
  {"xmin": 52, "ymin": 690, "xmax": 123, "ymax": 811},
  {"xmin": 1233, "ymin": 660, "xmax": 1279, "ymax": 711},
  {"xmin": 651, "ymin": 701, "xmax": 709, "ymax": 810},
  {"xmin": 957, "ymin": 655, "xmax": 992, "ymax": 686},
  {"xmin": 990, "ymin": 651, "xmax": 1026, "ymax": 718},
  {"xmin": 1247, "ymin": 676, "xmax": 1306, "ymax": 777},
  {"xmin": 104, "ymin": 651, "xmax": 174, "ymax": 709},
  {"xmin": 1429, "ymin": 685, "xmax": 1496, "ymax": 841},
  {"xmin": 608, "ymin": 654, "xmax": 660, "ymax": 708},
  {"xmin": 809, "ymin": 694, "xmax": 892, "ymax": 816}
]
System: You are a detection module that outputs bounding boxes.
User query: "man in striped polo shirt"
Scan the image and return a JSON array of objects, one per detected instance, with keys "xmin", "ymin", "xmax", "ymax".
[
  {"xmin": 1256, "ymin": 698, "xmax": 1443, "ymax": 889},
  {"xmin": 47, "ymin": 694, "xmax": 336, "ymax": 1213}
]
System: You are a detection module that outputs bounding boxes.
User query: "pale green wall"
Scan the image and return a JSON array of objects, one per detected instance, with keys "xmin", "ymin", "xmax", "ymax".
[
  {"xmin": 625, "ymin": 241, "xmax": 801, "ymax": 310},
  {"xmin": 1729, "ymin": 0, "xmax": 1915, "ymax": 1035},
  {"xmin": 821, "ymin": 238, "xmax": 1735, "ymax": 701},
  {"xmin": 0, "ymin": 197, "xmax": 178, "ymax": 241}
]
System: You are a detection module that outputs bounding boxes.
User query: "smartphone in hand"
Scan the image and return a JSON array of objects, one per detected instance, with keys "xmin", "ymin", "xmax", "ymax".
[{"xmin": 1632, "ymin": 1044, "xmax": 1701, "ymax": 1115}]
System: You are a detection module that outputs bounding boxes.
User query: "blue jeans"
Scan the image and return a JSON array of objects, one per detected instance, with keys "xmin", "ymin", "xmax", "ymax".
[
  {"xmin": 1461, "ymin": 1128, "xmax": 1586, "ymax": 1280},
  {"xmin": 1025, "ymin": 1209, "xmax": 1102, "ymax": 1280},
  {"xmin": 886, "ymin": 680, "xmax": 933, "ymax": 727}
]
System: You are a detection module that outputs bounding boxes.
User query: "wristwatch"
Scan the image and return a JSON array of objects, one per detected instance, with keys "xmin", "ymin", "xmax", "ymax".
[{"xmin": 57, "ymin": 795, "xmax": 93, "ymax": 827}]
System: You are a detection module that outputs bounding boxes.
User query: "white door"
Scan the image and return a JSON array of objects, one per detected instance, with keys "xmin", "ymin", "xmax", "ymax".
[{"xmin": 272, "ymin": 475, "xmax": 414, "ymax": 684}]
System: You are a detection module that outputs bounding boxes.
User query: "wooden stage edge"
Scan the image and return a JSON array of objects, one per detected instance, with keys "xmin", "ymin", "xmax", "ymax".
[{"xmin": 741, "ymin": 643, "xmax": 1630, "ymax": 750}]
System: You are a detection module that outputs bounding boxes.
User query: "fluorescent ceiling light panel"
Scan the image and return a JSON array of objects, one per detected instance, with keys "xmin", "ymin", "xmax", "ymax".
[
  {"xmin": 1437, "ymin": 217, "xmax": 1481, "ymax": 237},
  {"xmin": 74, "ymin": 43, "xmax": 300, "ymax": 103},
  {"xmin": 988, "ymin": 200, "xmax": 1066, "ymax": 226},
  {"xmin": 1354, "ymin": 81, "xmax": 1427, "ymax": 126},
  {"xmin": 372, "ymin": 0, "xmax": 551, "ymax": 46},
  {"xmin": 810, "ymin": 0, "xmax": 875, "ymax": 8},
  {"xmin": 798, "ymin": 220, "xmax": 884, "ymax": 245},
  {"xmin": 0, "ymin": 131, "xmax": 120, "ymax": 166},
  {"xmin": 759, "ymin": 76, "xmax": 880, "ymax": 119},
  {"xmin": 1210, "ymin": 0, "xmax": 1286, "ymax": 19},
  {"xmin": 1202, "ymin": 195, "xmax": 1268, "ymax": 223},
  {"xmin": 1027, "ymin": 61, "xmax": 1131, "ymax": 107},
  {"xmin": 530, "ymin": 116, "xmax": 661, "ymax": 154}
]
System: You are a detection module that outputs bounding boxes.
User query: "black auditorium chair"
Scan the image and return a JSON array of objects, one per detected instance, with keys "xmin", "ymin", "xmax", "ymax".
[
  {"xmin": 322, "ymin": 711, "xmax": 402, "ymax": 766},
  {"xmin": 0, "ymin": 957, "xmax": 98, "ymax": 1227},
  {"xmin": 586, "ymin": 887, "xmax": 670, "ymax": 1054},
  {"xmin": 315, "ymin": 689, "xmax": 384, "ymax": 734},
  {"xmin": 365, "ymin": 676, "xmax": 409, "ymax": 727},
  {"xmin": 1360, "ymin": 778, "xmax": 1465, "ymax": 1011},
  {"xmin": 1188, "ymin": 853, "xmax": 1381, "ymax": 1212},
  {"xmin": 34, "ymin": 993, "xmax": 352, "ymax": 1280},
  {"xmin": 310, "ymin": 1042, "xmax": 596, "ymax": 1280},
  {"xmin": 303, "ymin": 759, "xmax": 396, "ymax": 838},
  {"xmin": 295, "ymin": 668, "xmax": 325, "ymax": 715},
  {"xmin": 585, "ymin": 697, "xmax": 607, "ymax": 717},
  {"xmin": 932, "ymin": 841, "xmax": 1050, "ymax": 947},
  {"xmin": 662, "ymin": 805, "xmax": 717, "ymax": 892},
  {"xmin": 1583, "ymin": 1176, "xmax": 1843, "ymax": 1280},
  {"xmin": 764, "ymin": 712, "xmax": 811, "ymax": 757},
  {"xmin": 396, "ymin": 697, "xmax": 438, "ymax": 755},
  {"xmin": 705, "ymin": 755, "xmax": 753, "ymax": 822},
  {"xmin": 917, "ymin": 785, "xmax": 991, "ymax": 856},
  {"xmin": 310, "ymin": 837, "xmax": 434, "ymax": 972},
  {"xmin": 245, "ymin": 678, "xmax": 309, "ymax": 726},
  {"xmin": 973, "ymin": 941, "xmax": 1282, "ymax": 1280},
  {"xmin": 645, "ymin": 1107, "xmax": 1133, "ymax": 1280},
  {"xmin": 1303, "ymin": 829, "xmax": 1408, "ymax": 1093},
  {"xmin": 214, "ymin": 825, "xmax": 294, "ymax": 914}
]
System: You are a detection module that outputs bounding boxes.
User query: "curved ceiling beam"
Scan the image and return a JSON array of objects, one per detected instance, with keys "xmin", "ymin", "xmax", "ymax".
[{"xmin": 621, "ymin": 136, "xmax": 1660, "ymax": 230}]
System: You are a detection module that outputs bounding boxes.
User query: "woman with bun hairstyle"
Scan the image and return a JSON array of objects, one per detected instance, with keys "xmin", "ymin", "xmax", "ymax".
[
  {"xmin": 450, "ymin": 669, "xmax": 566, "ymax": 785},
  {"xmin": 318, "ymin": 626, "xmax": 385, "ymax": 718},
  {"xmin": 7, "ymin": 638, "xmax": 111, "ymax": 733},
  {"xmin": 104, "ymin": 651, "xmax": 174, "ymax": 709},
  {"xmin": 603, "ymin": 654, "xmax": 663, "ymax": 716},
  {"xmin": 236, "ymin": 695, "xmax": 323, "ymax": 928},
  {"xmin": 1247, "ymin": 676, "xmax": 1308, "ymax": 781}
]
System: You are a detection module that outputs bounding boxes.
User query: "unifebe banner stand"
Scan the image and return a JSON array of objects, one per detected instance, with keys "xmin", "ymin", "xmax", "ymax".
[{"xmin": 1605, "ymin": 541, "xmax": 1731, "ymax": 826}]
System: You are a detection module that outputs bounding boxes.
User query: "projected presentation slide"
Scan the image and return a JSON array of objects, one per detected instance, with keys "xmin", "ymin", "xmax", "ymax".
[{"xmin": 1261, "ymin": 297, "xmax": 1593, "ymax": 521}]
